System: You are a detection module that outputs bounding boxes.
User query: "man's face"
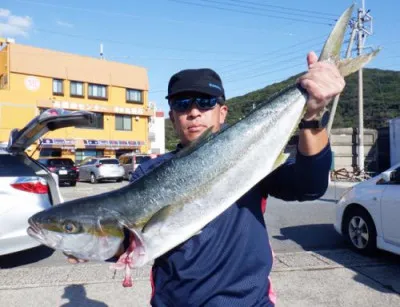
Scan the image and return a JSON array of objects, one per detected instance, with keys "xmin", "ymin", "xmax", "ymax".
[{"xmin": 169, "ymin": 93, "xmax": 228, "ymax": 146}]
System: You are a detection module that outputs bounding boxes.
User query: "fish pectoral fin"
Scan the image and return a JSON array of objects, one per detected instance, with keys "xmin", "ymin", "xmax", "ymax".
[
  {"xmin": 175, "ymin": 126, "xmax": 214, "ymax": 158},
  {"xmin": 272, "ymin": 153, "xmax": 290, "ymax": 171},
  {"xmin": 142, "ymin": 204, "xmax": 184, "ymax": 233}
]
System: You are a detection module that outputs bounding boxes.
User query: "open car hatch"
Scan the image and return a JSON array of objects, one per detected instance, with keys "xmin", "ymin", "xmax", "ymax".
[{"xmin": 7, "ymin": 108, "xmax": 94, "ymax": 153}]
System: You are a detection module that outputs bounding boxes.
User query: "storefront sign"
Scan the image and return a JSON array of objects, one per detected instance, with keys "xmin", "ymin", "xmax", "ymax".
[
  {"xmin": 40, "ymin": 138, "xmax": 145, "ymax": 150},
  {"xmin": 83, "ymin": 139, "xmax": 145, "ymax": 148},
  {"xmin": 37, "ymin": 100, "xmax": 153, "ymax": 117},
  {"xmin": 41, "ymin": 138, "xmax": 76, "ymax": 147}
]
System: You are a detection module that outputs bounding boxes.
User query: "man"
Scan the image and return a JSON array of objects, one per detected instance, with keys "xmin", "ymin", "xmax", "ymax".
[
  {"xmin": 68, "ymin": 52, "xmax": 344, "ymax": 306},
  {"xmin": 132, "ymin": 52, "xmax": 343, "ymax": 306}
]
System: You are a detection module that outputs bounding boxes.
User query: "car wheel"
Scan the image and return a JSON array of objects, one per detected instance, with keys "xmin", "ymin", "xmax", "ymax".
[
  {"xmin": 90, "ymin": 173, "xmax": 97, "ymax": 184},
  {"xmin": 116, "ymin": 177, "xmax": 123, "ymax": 183},
  {"xmin": 70, "ymin": 181, "xmax": 77, "ymax": 187},
  {"xmin": 128, "ymin": 172, "xmax": 133, "ymax": 182},
  {"xmin": 344, "ymin": 207, "xmax": 377, "ymax": 255}
]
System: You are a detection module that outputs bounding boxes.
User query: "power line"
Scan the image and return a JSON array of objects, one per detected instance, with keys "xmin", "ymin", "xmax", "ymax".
[
  {"xmin": 149, "ymin": 43, "xmax": 325, "ymax": 93},
  {"xmin": 220, "ymin": 0, "xmax": 337, "ymax": 17},
  {"xmin": 218, "ymin": 34, "xmax": 327, "ymax": 71},
  {"xmin": 150, "ymin": 56, "xmax": 305, "ymax": 94},
  {"xmin": 189, "ymin": 0, "xmax": 334, "ymax": 20},
  {"xmin": 12, "ymin": 0, "xmax": 306, "ymax": 35},
  {"xmin": 149, "ymin": 54, "xmax": 306, "ymax": 94},
  {"xmin": 223, "ymin": 53, "xmax": 314, "ymax": 83},
  {"xmin": 218, "ymin": 37, "xmax": 326, "ymax": 75},
  {"xmin": 33, "ymin": 28, "xmax": 263, "ymax": 56},
  {"xmin": 167, "ymin": 0, "xmax": 334, "ymax": 26},
  {"xmin": 220, "ymin": 44, "xmax": 322, "ymax": 79}
]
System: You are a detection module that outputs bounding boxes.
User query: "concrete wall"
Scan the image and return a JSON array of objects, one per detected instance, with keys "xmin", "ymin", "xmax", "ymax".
[{"xmin": 330, "ymin": 128, "xmax": 378, "ymax": 171}]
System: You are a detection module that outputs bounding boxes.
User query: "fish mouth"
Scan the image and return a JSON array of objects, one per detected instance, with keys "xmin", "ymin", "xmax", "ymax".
[
  {"xmin": 27, "ymin": 226, "xmax": 44, "ymax": 242},
  {"xmin": 27, "ymin": 222, "xmax": 62, "ymax": 250},
  {"xmin": 27, "ymin": 218, "xmax": 47, "ymax": 243}
]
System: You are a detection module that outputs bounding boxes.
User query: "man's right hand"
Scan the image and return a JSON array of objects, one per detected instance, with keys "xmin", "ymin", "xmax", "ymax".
[{"xmin": 64, "ymin": 253, "xmax": 88, "ymax": 264}]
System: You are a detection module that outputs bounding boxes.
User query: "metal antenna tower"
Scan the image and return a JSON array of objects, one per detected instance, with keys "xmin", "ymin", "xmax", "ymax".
[{"xmin": 327, "ymin": 1, "xmax": 373, "ymax": 172}]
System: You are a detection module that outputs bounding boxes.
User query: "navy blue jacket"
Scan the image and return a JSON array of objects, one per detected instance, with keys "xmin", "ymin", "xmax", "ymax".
[{"xmin": 131, "ymin": 143, "xmax": 332, "ymax": 306}]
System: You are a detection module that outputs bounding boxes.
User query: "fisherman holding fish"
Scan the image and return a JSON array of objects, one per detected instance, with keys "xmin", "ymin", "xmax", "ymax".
[
  {"xmin": 130, "ymin": 53, "xmax": 343, "ymax": 306},
  {"xmin": 28, "ymin": 6, "xmax": 379, "ymax": 306},
  {"xmin": 69, "ymin": 52, "xmax": 344, "ymax": 305}
]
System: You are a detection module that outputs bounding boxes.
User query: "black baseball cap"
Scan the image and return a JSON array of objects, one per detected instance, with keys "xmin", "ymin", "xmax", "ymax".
[{"xmin": 166, "ymin": 68, "xmax": 225, "ymax": 100}]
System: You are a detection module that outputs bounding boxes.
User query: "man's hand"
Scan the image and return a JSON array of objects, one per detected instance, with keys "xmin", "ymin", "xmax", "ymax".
[
  {"xmin": 296, "ymin": 51, "xmax": 345, "ymax": 156},
  {"xmin": 297, "ymin": 51, "xmax": 345, "ymax": 120},
  {"xmin": 65, "ymin": 253, "xmax": 88, "ymax": 264}
]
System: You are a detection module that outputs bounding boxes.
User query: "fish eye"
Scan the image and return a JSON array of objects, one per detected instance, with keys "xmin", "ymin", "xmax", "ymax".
[{"xmin": 63, "ymin": 222, "xmax": 79, "ymax": 234}]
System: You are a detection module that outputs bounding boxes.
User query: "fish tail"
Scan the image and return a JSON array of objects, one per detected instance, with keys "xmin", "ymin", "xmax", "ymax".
[{"xmin": 319, "ymin": 4, "xmax": 379, "ymax": 77}]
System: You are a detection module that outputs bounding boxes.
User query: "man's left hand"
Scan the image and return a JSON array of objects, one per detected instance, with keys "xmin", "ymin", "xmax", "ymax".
[{"xmin": 297, "ymin": 51, "xmax": 345, "ymax": 120}]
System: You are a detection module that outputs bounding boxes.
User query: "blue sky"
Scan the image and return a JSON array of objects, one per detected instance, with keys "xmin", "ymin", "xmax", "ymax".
[{"xmin": 1, "ymin": 0, "xmax": 399, "ymax": 113}]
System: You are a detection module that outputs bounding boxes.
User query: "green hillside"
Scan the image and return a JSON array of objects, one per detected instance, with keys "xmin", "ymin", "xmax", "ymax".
[{"xmin": 165, "ymin": 68, "xmax": 400, "ymax": 151}]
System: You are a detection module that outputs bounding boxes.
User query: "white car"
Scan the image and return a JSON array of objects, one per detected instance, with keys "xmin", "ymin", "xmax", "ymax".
[
  {"xmin": 78, "ymin": 157, "xmax": 125, "ymax": 183},
  {"xmin": 0, "ymin": 108, "xmax": 92, "ymax": 256},
  {"xmin": 334, "ymin": 163, "xmax": 400, "ymax": 256}
]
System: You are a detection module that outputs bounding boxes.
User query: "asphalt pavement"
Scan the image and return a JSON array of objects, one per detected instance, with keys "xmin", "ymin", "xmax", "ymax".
[
  {"xmin": 1, "ymin": 248, "xmax": 399, "ymax": 307},
  {"xmin": 0, "ymin": 180, "xmax": 399, "ymax": 306}
]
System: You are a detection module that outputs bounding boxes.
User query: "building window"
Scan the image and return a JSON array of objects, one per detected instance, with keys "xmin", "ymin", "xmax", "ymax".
[
  {"xmin": 52, "ymin": 79, "xmax": 64, "ymax": 95},
  {"xmin": 39, "ymin": 148, "xmax": 62, "ymax": 157},
  {"xmin": 88, "ymin": 83, "xmax": 107, "ymax": 100},
  {"xmin": 116, "ymin": 115, "xmax": 132, "ymax": 131},
  {"xmin": 126, "ymin": 89, "xmax": 143, "ymax": 103},
  {"xmin": 75, "ymin": 150, "xmax": 104, "ymax": 164},
  {"xmin": 70, "ymin": 81, "xmax": 84, "ymax": 97},
  {"xmin": 77, "ymin": 112, "xmax": 104, "ymax": 129}
]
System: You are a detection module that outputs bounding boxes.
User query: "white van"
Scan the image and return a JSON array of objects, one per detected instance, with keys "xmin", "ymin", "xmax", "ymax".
[{"xmin": 118, "ymin": 153, "xmax": 153, "ymax": 181}]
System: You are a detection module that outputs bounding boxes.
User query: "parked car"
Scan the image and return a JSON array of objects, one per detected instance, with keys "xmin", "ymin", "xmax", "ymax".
[
  {"xmin": 118, "ymin": 153, "xmax": 153, "ymax": 181},
  {"xmin": 0, "ymin": 108, "xmax": 93, "ymax": 256},
  {"xmin": 334, "ymin": 163, "xmax": 400, "ymax": 256},
  {"xmin": 38, "ymin": 158, "xmax": 78, "ymax": 186},
  {"xmin": 78, "ymin": 157, "xmax": 124, "ymax": 183}
]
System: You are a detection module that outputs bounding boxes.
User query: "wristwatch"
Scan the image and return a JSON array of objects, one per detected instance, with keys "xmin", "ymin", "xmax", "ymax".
[{"xmin": 298, "ymin": 109, "xmax": 330, "ymax": 130}]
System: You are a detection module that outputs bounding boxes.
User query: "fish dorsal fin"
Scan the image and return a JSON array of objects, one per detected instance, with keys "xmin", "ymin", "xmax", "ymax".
[
  {"xmin": 318, "ymin": 5, "xmax": 379, "ymax": 77},
  {"xmin": 175, "ymin": 126, "xmax": 214, "ymax": 159},
  {"xmin": 142, "ymin": 203, "xmax": 184, "ymax": 234}
]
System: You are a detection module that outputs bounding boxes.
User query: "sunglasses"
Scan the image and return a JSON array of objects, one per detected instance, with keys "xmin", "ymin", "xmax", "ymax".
[{"xmin": 169, "ymin": 97, "xmax": 224, "ymax": 112}]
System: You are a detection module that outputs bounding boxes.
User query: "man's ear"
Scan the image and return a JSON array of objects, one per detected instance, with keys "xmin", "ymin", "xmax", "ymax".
[{"xmin": 219, "ymin": 105, "xmax": 228, "ymax": 125}]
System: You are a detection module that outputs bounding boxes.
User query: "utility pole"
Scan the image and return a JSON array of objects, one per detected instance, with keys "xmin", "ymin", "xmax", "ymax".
[
  {"xmin": 356, "ymin": 0, "xmax": 373, "ymax": 171},
  {"xmin": 327, "ymin": 2, "xmax": 373, "ymax": 172}
]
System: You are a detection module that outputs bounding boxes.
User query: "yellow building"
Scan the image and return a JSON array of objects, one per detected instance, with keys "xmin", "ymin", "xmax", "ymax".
[{"xmin": 0, "ymin": 38, "xmax": 153, "ymax": 162}]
